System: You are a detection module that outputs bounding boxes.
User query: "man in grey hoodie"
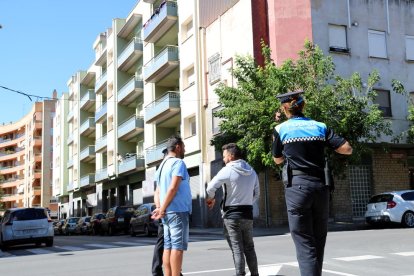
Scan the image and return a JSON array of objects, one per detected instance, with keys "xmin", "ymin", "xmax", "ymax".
[{"xmin": 206, "ymin": 143, "xmax": 260, "ymax": 276}]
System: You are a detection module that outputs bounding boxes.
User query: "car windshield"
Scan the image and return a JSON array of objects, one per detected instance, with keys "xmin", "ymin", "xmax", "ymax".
[
  {"xmin": 11, "ymin": 209, "xmax": 47, "ymax": 221},
  {"xmin": 84, "ymin": 217, "xmax": 91, "ymax": 222},
  {"xmin": 68, "ymin": 218, "xmax": 79, "ymax": 223},
  {"xmin": 368, "ymin": 194, "xmax": 393, "ymax": 203},
  {"xmin": 116, "ymin": 207, "xmax": 135, "ymax": 217}
]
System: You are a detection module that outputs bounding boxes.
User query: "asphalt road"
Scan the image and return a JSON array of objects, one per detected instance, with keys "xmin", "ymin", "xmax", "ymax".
[{"xmin": 0, "ymin": 227, "xmax": 413, "ymax": 276}]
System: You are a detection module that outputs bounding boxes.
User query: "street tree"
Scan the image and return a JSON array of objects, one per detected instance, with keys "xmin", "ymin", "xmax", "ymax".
[{"xmin": 211, "ymin": 41, "xmax": 404, "ymax": 174}]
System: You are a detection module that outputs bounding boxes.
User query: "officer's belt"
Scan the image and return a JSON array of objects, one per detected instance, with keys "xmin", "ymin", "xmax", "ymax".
[{"xmin": 291, "ymin": 169, "xmax": 324, "ymax": 179}]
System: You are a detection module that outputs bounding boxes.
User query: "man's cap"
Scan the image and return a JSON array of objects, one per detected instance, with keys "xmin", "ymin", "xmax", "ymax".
[
  {"xmin": 162, "ymin": 148, "xmax": 168, "ymax": 155},
  {"xmin": 276, "ymin": 90, "xmax": 304, "ymax": 103}
]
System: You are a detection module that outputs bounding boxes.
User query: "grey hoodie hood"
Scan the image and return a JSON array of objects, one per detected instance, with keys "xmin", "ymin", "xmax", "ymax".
[{"xmin": 227, "ymin": 159, "xmax": 254, "ymax": 176}]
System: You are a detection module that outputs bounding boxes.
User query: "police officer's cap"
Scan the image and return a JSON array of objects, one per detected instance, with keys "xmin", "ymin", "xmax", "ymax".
[{"xmin": 276, "ymin": 90, "xmax": 304, "ymax": 103}]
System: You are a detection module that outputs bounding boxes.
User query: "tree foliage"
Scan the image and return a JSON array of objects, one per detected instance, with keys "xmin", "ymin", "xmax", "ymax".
[{"xmin": 211, "ymin": 41, "xmax": 403, "ymax": 173}]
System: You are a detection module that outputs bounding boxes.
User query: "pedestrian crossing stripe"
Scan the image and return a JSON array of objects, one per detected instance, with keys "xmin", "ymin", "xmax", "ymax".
[
  {"xmin": 333, "ymin": 255, "xmax": 383, "ymax": 261},
  {"xmin": 392, "ymin": 251, "xmax": 414, "ymax": 256},
  {"xmin": 25, "ymin": 248, "xmax": 53, "ymax": 255},
  {"xmin": 56, "ymin": 246, "xmax": 86, "ymax": 251},
  {"xmin": 84, "ymin": 243, "xmax": 120, "ymax": 249}
]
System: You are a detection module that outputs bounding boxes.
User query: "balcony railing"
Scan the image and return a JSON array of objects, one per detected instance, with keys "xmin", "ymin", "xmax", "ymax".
[
  {"xmin": 67, "ymin": 158, "xmax": 74, "ymax": 169},
  {"xmin": 118, "ymin": 37, "xmax": 143, "ymax": 72},
  {"xmin": 80, "ymin": 173, "xmax": 95, "ymax": 188},
  {"xmin": 143, "ymin": 1, "xmax": 178, "ymax": 43},
  {"xmin": 95, "ymin": 134, "xmax": 107, "ymax": 152},
  {"xmin": 79, "ymin": 145, "xmax": 95, "ymax": 162},
  {"xmin": 145, "ymin": 91, "xmax": 180, "ymax": 124},
  {"xmin": 80, "ymin": 117, "xmax": 96, "ymax": 137},
  {"xmin": 95, "ymin": 167, "xmax": 108, "ymax": 182},
  {"xmin": 80, "ymin": 89, "xmax": 96, "ymax": 111},
  {"xmin": 117, "ymin": 74, "xmax": 144, "ymax": 105},
  {"xmin": 67, "ymin": 133, "xmax": 74, "ymax": 145},
  {"xmin": 143, "ymin": 46, "xmax": 179, "ymax": 82},
  {"xmin": 67, "ymin": 108, "xmax": 75, "ymax": 122},
  {"xmin": 95, "ymin": 102, "xmax": 108, "ymax": 123},
  {"xmin": 95, "ymin": 71, "xmax": 107, "ymax": 94},
  {"xmin": 145, "ymin": 140, "xmax": 168, "ymax": 164},
  {"xmin": 118, "ymin": 155, "xmax": 145, "ymax": 175},
  {"xmin": 118, "ymin": 115, "xmax": 144, "ymax": 141}
]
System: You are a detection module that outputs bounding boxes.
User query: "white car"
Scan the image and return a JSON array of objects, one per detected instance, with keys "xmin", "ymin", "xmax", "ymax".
[
  {"xmin": 0, "ymin": 207, "xmax": 54, "ymax": 249},
  {"xmin": 365, "ymin": 190, "xmax": 414, "ymax": 228}
]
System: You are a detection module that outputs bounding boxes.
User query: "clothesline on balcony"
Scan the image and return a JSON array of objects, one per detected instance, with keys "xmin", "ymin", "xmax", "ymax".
[{"xmin": 143, "ymin": 0, "xmax": 167, "ymax": 28}]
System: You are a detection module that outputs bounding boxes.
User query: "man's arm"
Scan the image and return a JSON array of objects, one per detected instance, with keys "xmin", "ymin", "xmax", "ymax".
[
  {"xmin": 153, "ymin": 176, "xmax": 182, "ymax": 219},
  {"xmin": 335, "ymin": 141, "xmax": 353, "ymax": 155},
  {"xmin": 154, "ymin": 186, "xmax": 161, "ymax": 208},
  {"xmin": 205, "ymin": 168, "xmax": 228, "ymax": 209},
  {"xmin": 253, "ymin": 174, "xmax": 260, "ymax": 203},
  {"xmin": 273, "ymin": 156, "xmax": 284, "ymax": 165}
]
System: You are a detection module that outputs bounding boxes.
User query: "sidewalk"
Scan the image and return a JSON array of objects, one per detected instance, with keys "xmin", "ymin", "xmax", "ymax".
[{"xmin": 189, "ymin": 220, "xmax": 368, "ymax": 237}]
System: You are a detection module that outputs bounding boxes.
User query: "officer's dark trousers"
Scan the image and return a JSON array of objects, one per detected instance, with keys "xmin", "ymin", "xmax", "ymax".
[{"xmin": 285, "ymin": 175, "xmax": 329, "ymax": 276}]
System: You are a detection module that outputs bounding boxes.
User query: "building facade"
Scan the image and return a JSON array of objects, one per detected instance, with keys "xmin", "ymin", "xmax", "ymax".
[
  {"xmin": 0, "ymin": 99, "xmax": 56, "ymax": 217},
  {"xmin": 52, "ymin": 0, "xmax": 414, "ymax": 226}
]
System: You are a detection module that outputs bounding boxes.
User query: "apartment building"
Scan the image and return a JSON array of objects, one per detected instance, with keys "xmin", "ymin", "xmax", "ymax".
[
  {"xmin": 53, "ymin": 0, "xmax": 414, "ymax": 225},
  {"xmin": 0, "ymin": 100, "xmax": 56, "ymax": 216}
]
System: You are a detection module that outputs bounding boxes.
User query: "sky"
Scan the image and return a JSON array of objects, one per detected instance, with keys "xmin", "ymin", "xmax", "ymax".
[{"xmin": 0, "ymin": 0, "xmax": 138, "ymax": 125}]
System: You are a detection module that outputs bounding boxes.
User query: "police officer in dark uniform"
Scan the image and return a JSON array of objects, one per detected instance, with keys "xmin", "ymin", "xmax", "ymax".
[{"xmin": 272, "ymin": 90, "xmax": 353, "ymax": 276}]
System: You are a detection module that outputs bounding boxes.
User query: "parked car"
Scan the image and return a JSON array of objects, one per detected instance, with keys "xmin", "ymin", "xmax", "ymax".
[
  {"xmin": 101, "ymin": 206, "xmax": 135, "ymax": 236},
  {"xmin": 130, "ymin": 203, "xmax": 159, "ymax": 237},
  {"xmin": 365, "ymin": 190, "xmax": 414, "ymax": 227},
  {"xmin": 74, "ymin": 216, "xmax": 91, "ymax": 235},
  {"xmin": 0, "ymin": 207, "xmax": 54, "ymax": 249},
  {"xmin": 53, "ymin": 219, "xmax": 66, "ymax": 235},
  {"xmin": 62, "ymin": 217, "xmax": 80, "ymax": 235},
  {"xmin": 90, "ymin": 213, "xmax": 106, "ymax": 235}
]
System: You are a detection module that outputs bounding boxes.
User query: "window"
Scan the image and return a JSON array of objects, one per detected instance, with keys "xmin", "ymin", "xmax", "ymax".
[
  {"xmin": 368, "ymin": 30, "xmax": 387, "ymax": 58},
  {"xmin": 328, "ymin": 24, "xmax": 349, "ymax": 53},
  {"xmin": 181, "ymin": 18, "xmax": 193, "ymax": 41},
  {"xmin": 184, "ymin": 116, "xmax": 196, "ymax": 138},
  {"xmin": 374, "ymin": 90, "xmax": 392, "ymax": 117},
  {"xmin": 183, "ymin": 66, "xmax": 195, "ymax": 88},
  {"xmin": 212, "ymin": 106, "xmax": 224, "ymax": 135},
  {"xmin": 409, "ymin": 92, "xmax": 414, "ymax": 105},
  {"xmin": 406, "ymin": 35, "xmax": 414, "ymax": 61}
]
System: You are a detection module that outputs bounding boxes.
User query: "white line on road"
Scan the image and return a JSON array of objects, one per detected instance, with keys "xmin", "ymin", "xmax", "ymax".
[
  {"xmin": 85, "ymin": 243, "xmax": 120, "ymax": 249},
  {"xmin": 392, "ymin": 251, "xmax": 414, "ymax": 256},
  {"xmin": 112, "ymin": 241, "xmax": 140, "ymax": 246},
  {"xmin": 56, "ymin": 246, "xmax": 87, "ymax": 251},
  {"xmin": 322, "ymin": 269, "xmax": 359, "ymax": 276},
  {"xmin": 25, "ymin": 248, "xmax": 54, "ymax": 255},
  {"xmin": 253, "ymin": 265, "xmax": 282, "ymax": 276},
  {"xmin": 333, "ymin": 255, "xmax": 384, "ymax": 262}
]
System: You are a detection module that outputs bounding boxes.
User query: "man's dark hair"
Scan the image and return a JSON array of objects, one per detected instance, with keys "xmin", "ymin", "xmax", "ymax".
[
  {"xmin": 166, "ymin": 134, "xmax": 183, "ymax": 152},
  {"xmin": 222, "ymin": 143, "xmax": 242, "ymax": 159}
]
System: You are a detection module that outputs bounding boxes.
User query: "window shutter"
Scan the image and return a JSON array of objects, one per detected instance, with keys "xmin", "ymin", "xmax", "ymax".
[
  {"xmin": 406, "ymin": 35, "xmax": 414, "ymax": 61},
  {"xmin": 368, "ymin": 30, "xmax": 387, "ymax": 58},
  {"xmin": 329, "ymin": 25, "xmax": 347, "ymax": 49}
]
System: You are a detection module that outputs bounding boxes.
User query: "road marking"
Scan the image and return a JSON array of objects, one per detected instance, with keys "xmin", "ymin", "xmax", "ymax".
[
  {"xmin": 84, "ymin": 243, "xmax": 120, "ymax": 249},
  {"xmin": 56, "ymin": 246, "xmax": 87, "ymax": 251},
  {"xmin": 333, "ymin": 255, "xmax": 383, "ymax": 261},
  {"xmin": 183, "ymin": 267, "xmax": 236, "ymax": 274},
  {"xmin": 392, "ymin": 251, "xmax": 414, "ymax": 256},
  {"xmin": 112, "ymin": 241, "xmax": 140, "ymax": 246},
  {"xmin": 253, "ymin": 264, "xmax": 282, "ymax": 275},
  {"xmin": 322, "ymin": 269, "xmax": 358, "ymax": 276},
  {"xmin": 25, "ymin": 248, "xmax": 54, "ymax": 255}
]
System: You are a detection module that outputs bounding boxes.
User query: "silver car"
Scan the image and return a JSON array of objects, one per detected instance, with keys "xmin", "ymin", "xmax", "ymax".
[
  {"xmin": 0, "ymin": 207, "xmax": 54, "ymax": 249},
  {"xmin": 365, "ymin": 190, "xmax": 414, "ymax": 227}
]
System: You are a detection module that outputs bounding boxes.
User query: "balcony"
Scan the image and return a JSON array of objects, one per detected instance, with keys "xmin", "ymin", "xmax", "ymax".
[
  {"xmin": 143, "ymin": 1, "xmax": 178, "ymax": 43},
  {"xmin": 118, "ymin": 155, "xmax": 145, "ymax": 175},
  {"xmin": 118, "ymin": 13, "xmax": 142, "ymax": 38},
  {"xmin": 0, "ymin": 178, "xmax": 23, "ymax": 189},
  {"xmin": 143, "ymin": 46, "xmax": 179, "ymax": 83},
  {"xmin": 67, "ymin": 182, "xmax": 74, "ymax": 192},
  {"xmin": 79, "ymin": 145, "xmax": 95, "ymax": 162},
  {"xmin": 118, "ymin": 37, "xmax": 143, "ymax": 72},
  {"xmin": 95, "ymin": 102, "xmax": 108, "ymax": 123},
  {"xmin": 34, "ymin": 153, "xmax": 42, "ymax": 163},
  {"xmin": 94, "ymin": 47, "xmax": 107, "ymax": 67},
  {"xmin": 67, "ymin": 108, "xmax": 75, "ymax": 122},
  {"xmin": 95, "ymin": 167, "xmax": 108, "ymax": 182},
  {"xmin": 95, "ymin": 71, "xmax": 107, "ymax": 94},
  {"xmin": 80, "ymin": 117, "xmax": 96, "ymax": 137},
  {"xmin": 145, "ymin": 91, "xmax": 180, "ymax": 124},
  {"xmin": 33, "ymin": 136, "xmax": 42, "ymax": 146},
  {"xmin": 118, "ymin": 115, "xmax": 144, "ymax": 141},
  {"xmin": 80, "ymin": 173, "xmax": 95, "ymax": 188},
  {"xmin": 67, "ymin": 158, "xmax": 74, "ymax": 169},
  {"xmin": 95, "ymin": 134, "xmax": 107, "ymax": 153},
  {"xmin": 0, "ymin": 164, "xmax": 24, "ymax": 174},
  {"xmin": 33, "ymin": 120, "xmax": 42, "ymax": 130},
  {"xmin": 32, "ymin": 186, "xmax": 41, "ymax": 196},
  {"xmin": 145, "ymin": 141, "xmax": 168, "ymax": 165},
  {"xmin": 143, "ymin": 0, "xmax": 156, "ymax": 3},
  {"xmin": 118, "ymin": 74, "xmax": 144, "ymax": 106},
  {"xmin": 67, "ymin": 133, "xmax": 74, "ymax": 145},
  {"xmin": 80, "ymin": 89, "xmax": 96, "ymax": 111}
]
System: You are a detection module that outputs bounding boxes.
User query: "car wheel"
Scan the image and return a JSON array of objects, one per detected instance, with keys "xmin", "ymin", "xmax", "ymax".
[
  {"xmin": 144, "ymin": 225, "xmax": 151, "ymax": 237},
  {"xmin": 0, "ymin": 235, "xmax": 7, "ymax": 250},
  {"xmin": 402, "ymin": 211, "xmax": 414, "ymax": 228},
  {"xmin": 45, "ymin": 239, "xmax": 54, "ymax": 247},
  {"xmin": 35, "ymin": 242, "xmax": 42, "ymax": 247},
  {"xmin": 130, "ymin": 226, "xmax": 136, "ymax": 237}
]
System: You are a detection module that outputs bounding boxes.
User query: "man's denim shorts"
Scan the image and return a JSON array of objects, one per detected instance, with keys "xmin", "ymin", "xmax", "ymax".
[{"xmin": 163, "ymin": 211, "xmax": 189, "ymax": 251}]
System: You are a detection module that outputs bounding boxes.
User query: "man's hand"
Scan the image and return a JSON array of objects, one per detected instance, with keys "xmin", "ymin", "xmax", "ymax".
[
  {"xmin": 206, "ymin": 198, "xmax": 215, "ymax": 210},
  {"xmin": 151, "ymin": 207, "xmax": 166, "ymax": 220}
]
